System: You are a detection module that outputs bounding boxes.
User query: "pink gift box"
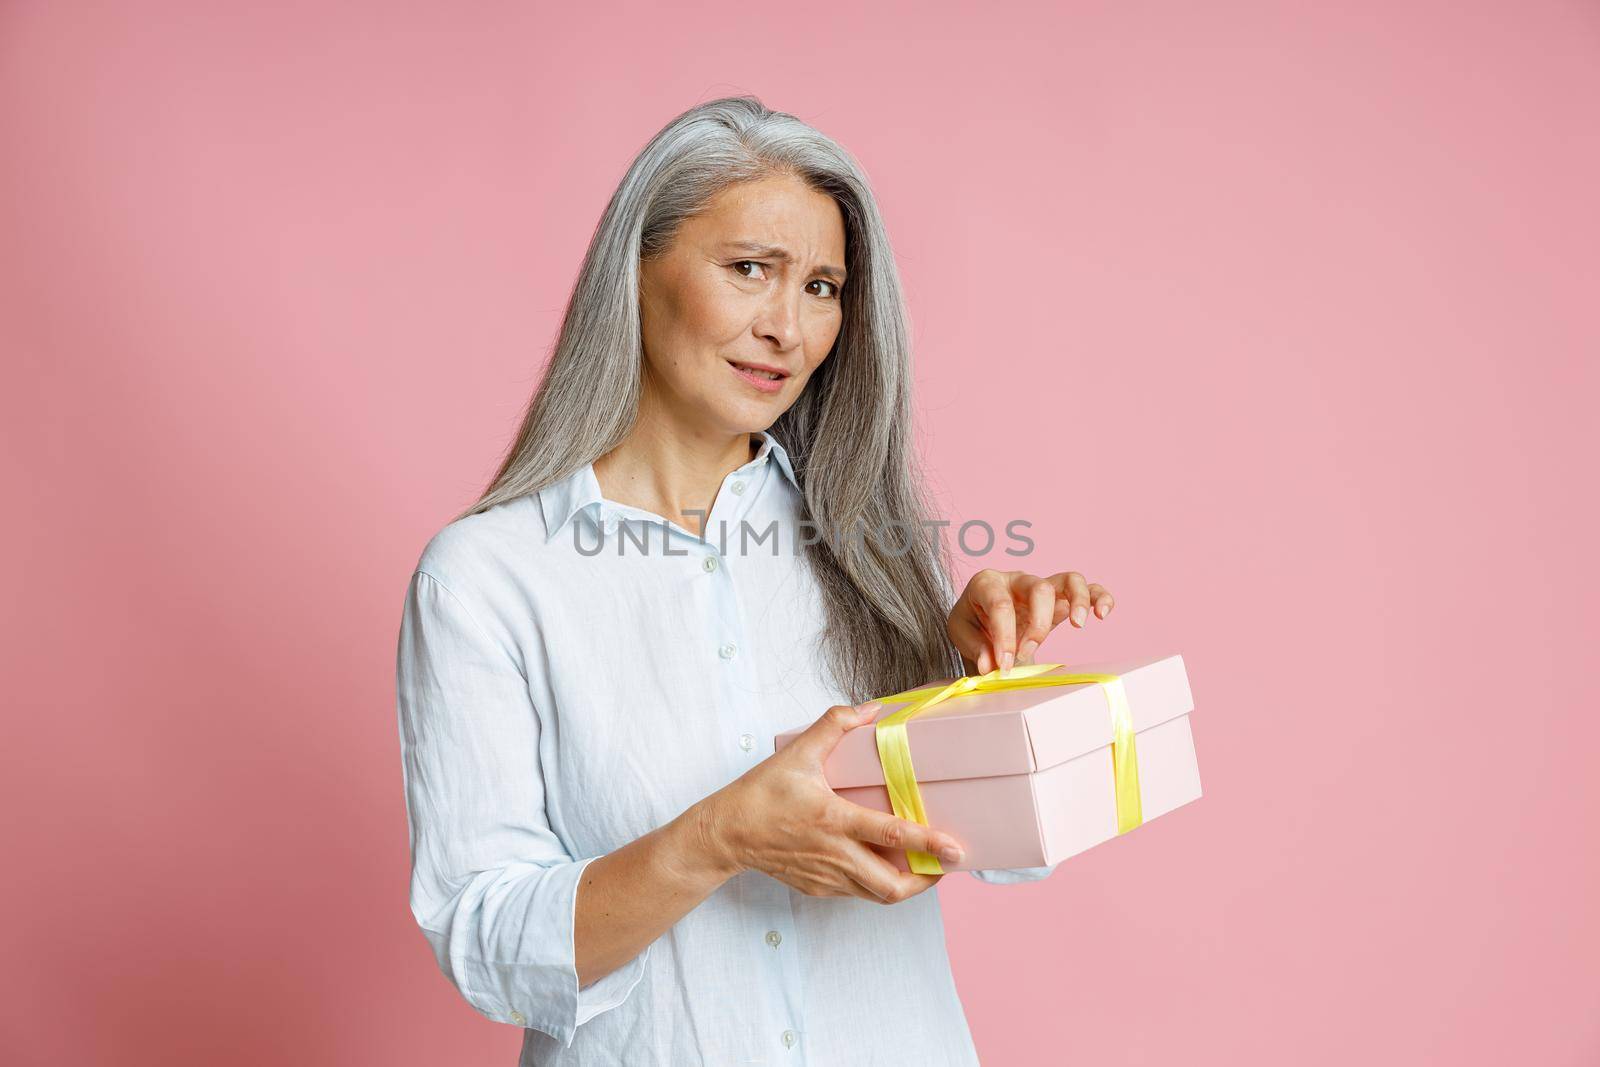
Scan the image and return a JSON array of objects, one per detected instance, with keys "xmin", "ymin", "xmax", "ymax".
[{"xmin": 772, "ymin": 653, "xmax": 1202, "ymax": 872}]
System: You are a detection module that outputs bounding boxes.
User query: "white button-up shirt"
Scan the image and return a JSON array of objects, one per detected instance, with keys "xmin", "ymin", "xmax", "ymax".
[{"xmin": 395, "ymin": 429, "xmax": 1056, "ymax": 1066}]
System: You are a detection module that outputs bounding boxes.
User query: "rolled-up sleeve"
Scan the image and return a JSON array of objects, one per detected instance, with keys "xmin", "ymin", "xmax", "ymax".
[{"xmin": 396, "ymin": 569, "xmax": 650, "ymax": 1047}]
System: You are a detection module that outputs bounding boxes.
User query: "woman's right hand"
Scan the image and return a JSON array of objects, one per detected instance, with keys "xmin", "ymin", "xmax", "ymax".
[{"xmin": 691, "ymin": 700, "xmax": 967, "ymax": 904}]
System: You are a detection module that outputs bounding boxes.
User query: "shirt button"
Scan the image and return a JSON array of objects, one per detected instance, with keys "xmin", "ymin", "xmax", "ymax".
[
  {"xmin": 782, "ymin": 1029, "xmax": 798, "ymax": 1049},
  {"xmin": 702, "ymin": 555, "xmax": 719, "ymax": 573},
  {"xmin": 731, "ymin": 480, "xmax": 746, "ymax": 495},
  {"xmin": 765, "ymin": 930, "xmax": 782, "ymax": 947},
  {"xmin": 739, "ymin": 733, "xmax": 755, "ymax": 751},
  {"xmin": 718, "ymin": 642, "xmax": 738, "ymax": 660},
  {"xmin": 509, "ymin": 1010, "xmax": 527, "ymax": 1026}
]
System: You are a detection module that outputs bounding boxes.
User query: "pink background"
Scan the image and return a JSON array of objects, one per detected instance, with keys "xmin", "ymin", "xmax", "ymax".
[{"xmin": 3, "ymin": 2, "xmax": 1596, "ymax": 1064}]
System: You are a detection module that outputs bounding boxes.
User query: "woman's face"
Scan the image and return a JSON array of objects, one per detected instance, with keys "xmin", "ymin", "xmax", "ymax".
[{"xmin": 638, "ymin": 174, "xmax": 847, "ymax": 437}]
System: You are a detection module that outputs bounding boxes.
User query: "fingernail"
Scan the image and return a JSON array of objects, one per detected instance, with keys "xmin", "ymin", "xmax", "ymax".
[
  {"xmin": 940, "ymin": 844, "xmax": 964, "ymax": 863},
  {"xmin": 1000, "ymin": 651, "xmax": 1014, "ymax": 672},
  {"xmin": 1018, "ymin": 639, "xmax": 1038, "ymax": 662},
  {"xmin": 858, "ymin": 701, "xmax": 882, "ymax": 716},
  {"xmin": 1072, "ymin": 607, "xmax": 1087, "ymax": 627}
]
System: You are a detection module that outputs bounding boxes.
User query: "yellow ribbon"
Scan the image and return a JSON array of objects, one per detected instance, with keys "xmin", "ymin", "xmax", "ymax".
[{"xmin": 872, "ymin": 662, "xmax": 1142, "ymax": 874}]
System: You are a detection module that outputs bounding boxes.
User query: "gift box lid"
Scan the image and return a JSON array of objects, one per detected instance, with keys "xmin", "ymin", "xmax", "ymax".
[{"xmin": 774, "ymin": 653, "xmax": 1193, "ymax": 789}]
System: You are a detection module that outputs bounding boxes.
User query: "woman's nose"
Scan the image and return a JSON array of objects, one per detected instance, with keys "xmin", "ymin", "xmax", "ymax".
[{"xmin": 754, "ymin": 287, "xmax": 804, "ymax": 350}]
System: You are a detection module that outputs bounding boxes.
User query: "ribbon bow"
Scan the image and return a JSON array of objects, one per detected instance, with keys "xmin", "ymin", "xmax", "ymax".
[{"xmin": 872, "ymin": 662, "xmax": 1142, "ymax": 874}]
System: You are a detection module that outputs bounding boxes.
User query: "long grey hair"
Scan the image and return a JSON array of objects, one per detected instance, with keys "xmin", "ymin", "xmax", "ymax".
[{"xmin": 457, "ymin": 95, "xmax": 966, "ymax": 703}]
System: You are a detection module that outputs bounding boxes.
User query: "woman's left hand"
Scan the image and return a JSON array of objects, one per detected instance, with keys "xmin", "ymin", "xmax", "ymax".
[{"xmin": 947, "ymin": 569, "xmax": 1115, "ymax": 675}]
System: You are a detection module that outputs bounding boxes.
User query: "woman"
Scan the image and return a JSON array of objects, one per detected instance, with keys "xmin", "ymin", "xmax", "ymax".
[{"xmin": 395, "ymin": 96, "xmax": 1114, "ymax": 1066}]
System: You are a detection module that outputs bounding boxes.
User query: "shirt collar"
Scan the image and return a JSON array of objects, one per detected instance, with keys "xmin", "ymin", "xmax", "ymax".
[{"xmin": 538, "ymin": 429, "xmax": 799, "ymax": 543}]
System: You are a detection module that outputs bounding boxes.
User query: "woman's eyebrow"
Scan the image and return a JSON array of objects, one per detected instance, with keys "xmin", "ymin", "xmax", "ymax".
[{"xmin": 719, "ymin": 240, "xmax": 847, "ymax": 282}]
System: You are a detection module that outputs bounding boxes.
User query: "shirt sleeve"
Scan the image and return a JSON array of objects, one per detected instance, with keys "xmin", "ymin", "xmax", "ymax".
[
  {"xmin": 967, "ymin": 863, "xmax": 1060, "ymax": 884},
  {"xmin": 395, "ymin": 569, "xmax": 650, "ymax": 1047}
]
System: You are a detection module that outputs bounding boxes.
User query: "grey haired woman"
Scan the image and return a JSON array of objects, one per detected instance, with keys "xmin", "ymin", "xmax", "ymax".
[{"xmin": 395, "ymin": 94, "xmax": 1114, "ymax": 1066}]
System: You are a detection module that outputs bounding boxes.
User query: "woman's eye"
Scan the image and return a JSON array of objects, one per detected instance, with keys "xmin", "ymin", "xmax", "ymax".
[{"xmin": 731, "ymin": 261, "xmax": 840, "ymax": 299}]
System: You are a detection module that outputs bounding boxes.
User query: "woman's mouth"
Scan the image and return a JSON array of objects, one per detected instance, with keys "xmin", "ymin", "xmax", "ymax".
[{"xmin": 727, "ymin": 360, "xmax": 789, "ymax": 394}]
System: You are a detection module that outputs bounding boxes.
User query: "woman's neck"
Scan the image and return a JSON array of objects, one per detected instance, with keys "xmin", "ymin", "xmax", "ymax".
[{"xmin": 593, "ymin": 414, "xmax": 758, "ymax": 538}]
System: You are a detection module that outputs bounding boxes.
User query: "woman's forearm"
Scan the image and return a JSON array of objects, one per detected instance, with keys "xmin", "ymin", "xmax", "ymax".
[{"xmin": 573, "ymin": 798, "xmax": 738, "ymax": 989}]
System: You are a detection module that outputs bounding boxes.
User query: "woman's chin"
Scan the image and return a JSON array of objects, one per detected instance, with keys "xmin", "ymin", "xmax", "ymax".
[{"xmin": 712, "ymin": 392, "xmax": 790, "ymax": 427}]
